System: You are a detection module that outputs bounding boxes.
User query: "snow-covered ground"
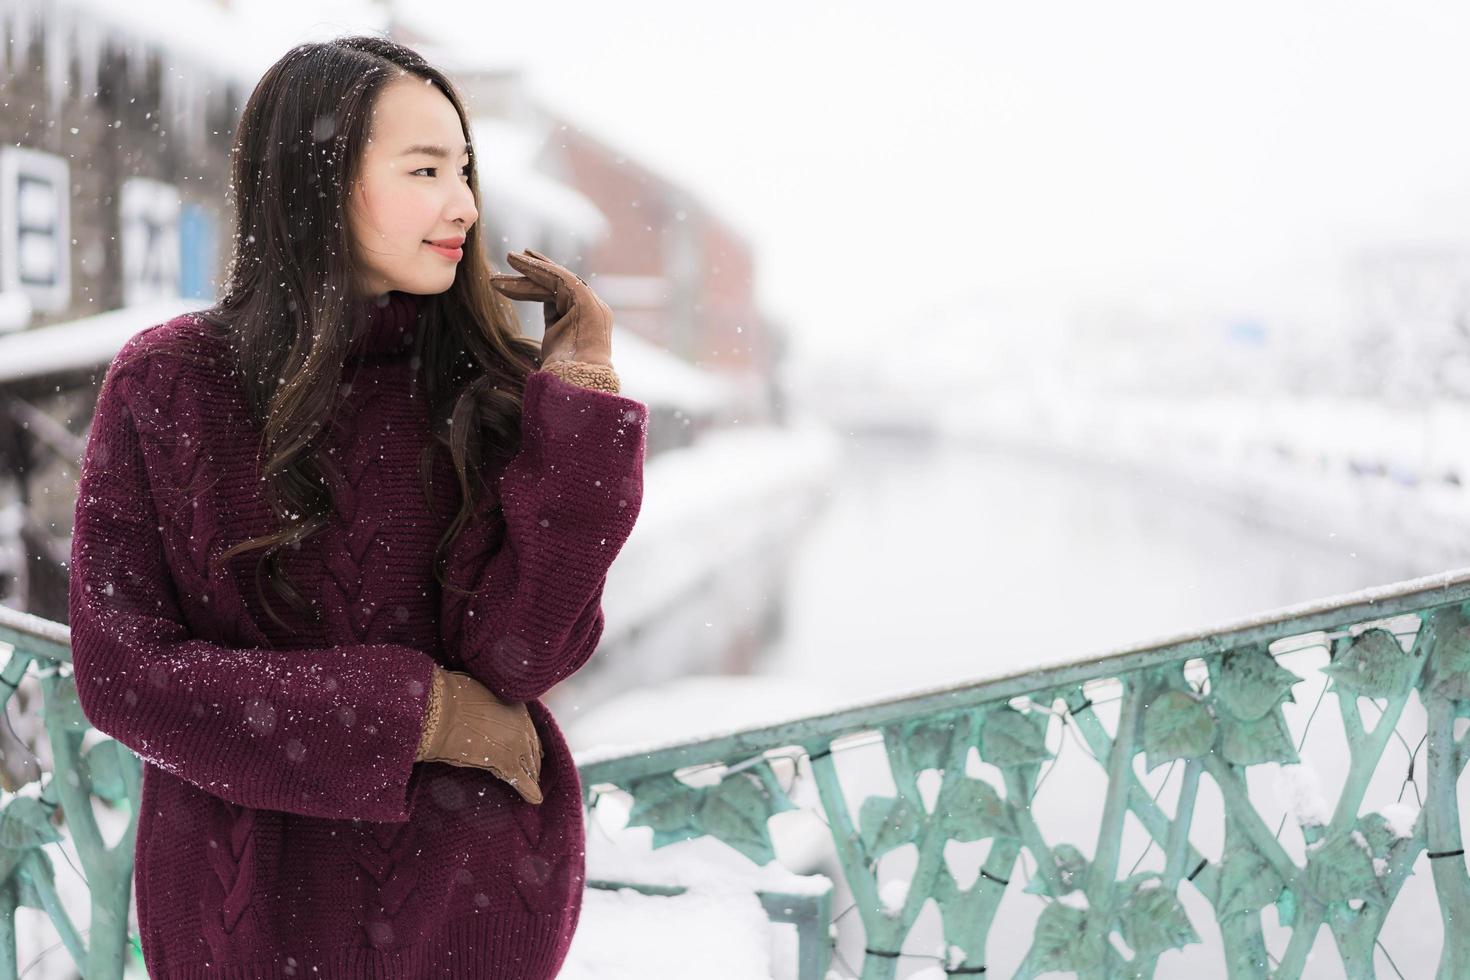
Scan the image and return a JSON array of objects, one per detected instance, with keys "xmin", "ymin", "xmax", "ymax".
[
  {"xmin": 941, "ymin": 388, "xmax": 1470, "ymax": 572},
  {"xmin": 565, "ymin": 798, "xmax": 835, "ymax": 980},
  {"xmin": 549, "ymin": 413, "xmax": 842, "ymax": 716}
]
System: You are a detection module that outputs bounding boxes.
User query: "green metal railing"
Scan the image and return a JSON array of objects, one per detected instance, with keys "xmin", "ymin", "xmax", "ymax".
[
  {"xmin": 576, "ymin": 567, "xmax": 1470, "ymax": 979},
  {"xmin": 2, "ymin": 567, "xmax": 1470, "ymax": 977},
  {"xmin": 0, "ymin": 606, "xmax": 142, "ymax": 979}
]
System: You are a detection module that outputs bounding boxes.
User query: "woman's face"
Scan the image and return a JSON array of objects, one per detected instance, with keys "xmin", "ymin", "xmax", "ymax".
[{"xmin": 347, "ymin": 73, "xmax": 479, "ymax": 299}]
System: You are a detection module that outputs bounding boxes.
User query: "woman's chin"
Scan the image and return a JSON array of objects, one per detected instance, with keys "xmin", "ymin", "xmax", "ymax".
[
  {"xmin": 390, "ymin": 275, "xmax": 454, "ymax": 297},
  {"xmin": 421, "ymin": 269, "xmax": 459, "ymax": 292}
]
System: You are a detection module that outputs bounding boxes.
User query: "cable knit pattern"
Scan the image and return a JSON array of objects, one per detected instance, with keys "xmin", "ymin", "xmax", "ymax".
[{"xmin": 67, "ymin": 290, "xmax": 648, "ymax": 978}]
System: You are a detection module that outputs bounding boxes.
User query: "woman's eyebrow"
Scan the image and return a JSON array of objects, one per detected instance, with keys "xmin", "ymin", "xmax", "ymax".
[{"xmin": 399, "ymin": 143, "xmax": 472, "ymax": 159}]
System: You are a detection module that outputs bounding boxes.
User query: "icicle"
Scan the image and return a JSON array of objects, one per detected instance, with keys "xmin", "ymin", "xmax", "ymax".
[
  {"xmin": 13, "ymin": 0, "xmax": 263, "ymax": 156},
  {"xmin": 43, "ymin": 0, "xmax": 70, "ymax": 119}
]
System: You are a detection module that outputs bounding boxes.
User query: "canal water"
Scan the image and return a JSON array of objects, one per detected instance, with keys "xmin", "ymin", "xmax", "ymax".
[{"xmin": 761, "ymin": 431, "xmax": 1427, "ymax": 701}]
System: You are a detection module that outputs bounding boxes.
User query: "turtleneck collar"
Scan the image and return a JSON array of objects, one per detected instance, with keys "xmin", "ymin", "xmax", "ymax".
[{"xmin": 348, "ymin": 290, "xmax": 421, "ymax": 360}]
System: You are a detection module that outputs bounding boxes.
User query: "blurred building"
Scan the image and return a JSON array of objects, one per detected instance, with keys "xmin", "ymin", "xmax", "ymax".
[
  {"xmin": 0, "ymin": 0, "xmax": 796, "ymax": 623},
  {"xmin": 0, "ymin": 0, "xmax": 257, "ymax": 618},
  {"xmin": 428, "ymin": 47, "xmax": 787, "ymax": 450}
]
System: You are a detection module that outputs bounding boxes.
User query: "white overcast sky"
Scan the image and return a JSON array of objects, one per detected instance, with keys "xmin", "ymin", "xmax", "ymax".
[{"xmin": 370, "ymin": 2, "xmax": 1470, "ymax": 363}]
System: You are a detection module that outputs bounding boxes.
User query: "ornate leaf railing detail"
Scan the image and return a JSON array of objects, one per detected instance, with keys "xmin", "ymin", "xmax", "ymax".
[
  {"xmin": 577, "ymin": 571, "xmax": 1470, "ymax": 979},
  {"xmin": 624, "ymin": 759, "xmax": 798, "ymax": 864},
  {"xmin": 0, "ymin": 611, "xmax": 142, "ymax": 980}
]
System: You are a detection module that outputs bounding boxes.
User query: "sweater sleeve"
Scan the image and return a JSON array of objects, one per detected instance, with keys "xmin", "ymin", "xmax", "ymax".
[
  {"xmin": 67, "ymin": 350, "xmax": 438, "ymax": 823},
  {"xmin": 438, "ymin": 368, "xmax": 648, "ymax": 703}
]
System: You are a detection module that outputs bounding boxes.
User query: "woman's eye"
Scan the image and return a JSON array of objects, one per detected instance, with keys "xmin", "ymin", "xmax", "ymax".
[{"xmin": 412, "ymin": 167, "xmax": 472, "ymax": 179}]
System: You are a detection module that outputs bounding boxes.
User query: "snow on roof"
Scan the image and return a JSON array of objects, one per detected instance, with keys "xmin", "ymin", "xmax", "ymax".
[
  {"xmin": 61, "ymin": 0, "xmax": 392, "ymax": 86},
  {"xmin": 7, "ymin": 0, "xmax": 395, "ymax": 157},
  {"xmin": 0, "ymin": 296, "xmax": 737, "ymax": 418},
  {"xmin": 0, "ymin": 299, "xmax": 210, "ymax": 383},
  {"xmin": 470, "ymin": 116, "xmax": 610, "ymax": 241}
]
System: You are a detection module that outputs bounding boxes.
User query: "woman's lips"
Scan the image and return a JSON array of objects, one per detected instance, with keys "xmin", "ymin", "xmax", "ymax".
[{"xmin": 424, "ymin": 241, "xmax": 463, "ymax": 261}]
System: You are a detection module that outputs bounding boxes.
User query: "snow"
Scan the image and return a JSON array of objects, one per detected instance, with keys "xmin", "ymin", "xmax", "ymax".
[
  {"xmin": 940, "ymin": 387, "xmax": 1470, "ymax": 570},
  {"xmin": 631, "ymin": 416, "xmax": 839, "ymax": 542},
  {"xmin": 0, "ymin": 298, "xmax": 209, "ymax": 382},
  {"xmin": 568, "ymin": 674, "xmax": 849, "ymax": 767},
  {"xmin": 1275, "ymin": 763, "xmax": 1332, "ymax": 829},
  {"xmin": 578, "ymin": 548, "xmax": 1470, "ymax": 776},
  {"xmin": 585, "ymin": 803, "xmax": 833, "ymax": 898},
  {"xmin": 562, "ymin": 796, "xmax": 835, "ymax": 980},
  {"xmin": 605, "ymin": 324, "xmax": 744, "ymax": 413},
  {"xmin": 568, "ymin": 416, "xmax": 839, "ymax": 704},
  {"xmin": 469, "ymin": 116, "xmax": 610, "ymax": 243},
  {"xmin": 560, "ymin": 883, "xmax": 775, "ymax": 979},
  {"xmin": 1380, "ymin": 802, "xmax": 1419, "ymax": 838},
  {"xmin": 562, "ymin": 424, "xmax": 1465, "ymax": 974},
  {"xmin": 0, "ymin": 285, "xmax": 742, "ymax": 409},
  {"xmin": 879, "ymin": 878, "xmax": 909, "ymax": 916},
  {"xmin": 572, "ymin": 687, "xmax": 841, "ymax": 894},
  {"xmin": 7, "ymin": 0, "xmax": 396, "ymax": 158}
]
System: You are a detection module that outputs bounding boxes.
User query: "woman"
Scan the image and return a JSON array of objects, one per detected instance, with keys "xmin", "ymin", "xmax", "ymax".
[{"xmin": 67, "ymin": 35, "xmax": 646, "ymax": 978}]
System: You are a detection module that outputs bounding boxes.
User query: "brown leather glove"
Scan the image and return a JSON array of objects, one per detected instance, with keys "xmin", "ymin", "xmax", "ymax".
[
  {"xmin": 489, "ymin": 248, "xmax": 616, "ymax": 370},
  {"xmin": 416, "ymin": 665, "xmax": 544, "ymax": 805}
]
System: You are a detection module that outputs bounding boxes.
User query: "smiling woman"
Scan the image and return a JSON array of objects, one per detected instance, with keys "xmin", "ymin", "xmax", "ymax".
[
  {"xmin": 67, "ymin": 33, "xmax": 647, "ymax": 980},
  {"xmin": 347, "ymin": 76, "xmax": 479, "ymax": 297}
]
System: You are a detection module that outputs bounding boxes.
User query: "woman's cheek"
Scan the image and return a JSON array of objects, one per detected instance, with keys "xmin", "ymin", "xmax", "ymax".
[{"xmin": 378, "ymin": 193, "xmax": 425, "ymax": 247}]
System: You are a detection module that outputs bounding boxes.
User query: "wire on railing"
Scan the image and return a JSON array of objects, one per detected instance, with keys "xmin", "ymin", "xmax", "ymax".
[
  {"xmin": 16, "ymin": 928, "xmax": 87, "ymax": 979},
  {"xmin": 1377, "ymin": 938, "xmax": 1409, "ymax": 979},
  {"xmin": 1123, "ymin": 757, "xmax": 1181, "ymax": 880},
  {"xmin": 1398, "ymin": 734, "xmax": 1427, "ymax": 807}
]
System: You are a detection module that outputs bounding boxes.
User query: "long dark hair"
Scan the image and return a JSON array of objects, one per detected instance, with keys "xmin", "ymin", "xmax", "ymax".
[{"xmin": 192, "ymin": 35, "xmax": 540, "ymax": 633}]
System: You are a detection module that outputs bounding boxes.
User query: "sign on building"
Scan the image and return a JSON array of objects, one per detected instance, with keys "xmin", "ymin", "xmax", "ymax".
[
  {"xmin": 0, "ymin": 146, "xmax": 70, "ymax": 315},
  {"xmin": 120, "ymin": 176, "xmax": 182, "ymax": 305}
]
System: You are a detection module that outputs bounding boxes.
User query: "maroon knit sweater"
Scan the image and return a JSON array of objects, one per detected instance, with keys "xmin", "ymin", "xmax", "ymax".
[{"xmin": 67, "ymin": 290, "xmax": 647, "ymax": 978}]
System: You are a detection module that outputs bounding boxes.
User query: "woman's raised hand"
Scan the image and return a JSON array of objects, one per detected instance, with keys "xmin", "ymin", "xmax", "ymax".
[{"xmin": 489, "ymin": 248, "xmax": 614, "ymax": 368}]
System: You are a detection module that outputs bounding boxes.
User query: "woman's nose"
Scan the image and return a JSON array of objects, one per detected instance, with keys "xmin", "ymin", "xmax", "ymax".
[{"xmin": 453, "ymin": 188, "xmax": 478, "ymax": 229}]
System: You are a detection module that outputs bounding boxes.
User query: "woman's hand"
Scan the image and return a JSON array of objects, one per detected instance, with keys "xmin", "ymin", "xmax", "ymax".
[
  {"xmin": 490, "ymin": 249, "xmax": 614, "ymax": 368},
  {"xmin": 417, "ymin": 666, "xmax": 545, "ymax": 805}
]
